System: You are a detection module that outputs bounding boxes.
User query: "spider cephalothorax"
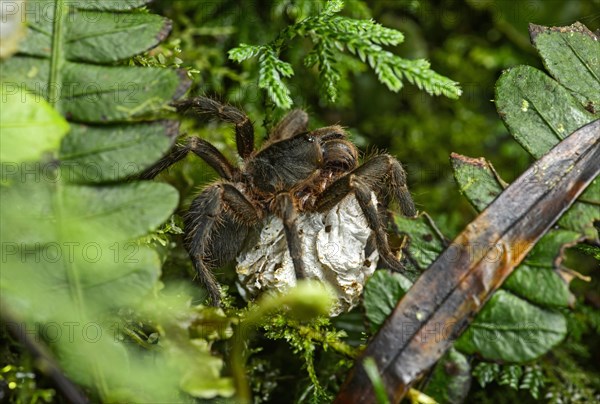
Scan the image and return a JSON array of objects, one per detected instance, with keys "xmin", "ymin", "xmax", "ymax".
[{"xmin": 142, "ymin": 97, "xmax": 416, "ymax": 309}]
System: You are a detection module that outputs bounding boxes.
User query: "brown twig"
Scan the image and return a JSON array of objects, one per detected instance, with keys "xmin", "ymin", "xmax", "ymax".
[{"xmin": 335, "ymin": 119, "xmax": 600, "ymax": 403}]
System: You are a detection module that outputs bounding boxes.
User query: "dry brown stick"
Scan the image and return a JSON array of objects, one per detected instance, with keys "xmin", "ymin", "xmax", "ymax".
[{"xmin": 335, "ymin": 119, "xmax": 600, "ymax": 403}]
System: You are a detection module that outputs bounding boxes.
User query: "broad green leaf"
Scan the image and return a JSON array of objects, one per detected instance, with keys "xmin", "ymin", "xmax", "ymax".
[
  {"xmin": 180, "ymin": 356, "xmax": 236, "ymax": 399},
  {"xmin": 21, "ymin": 8, "xmax": 170, "ymax": 63},
  {"xmin": 557, "ymin": 179, "xmax": 600, "ymax": 238},
  {"xmin": 451, "ymin": 153, "xmax": 503, "ymax": 211},
  {"xmin": 526, "ymin": 229, "xmax": 583, "ymax": 266},
  {"xmin": 530, "ymin": 22, "xmax": 600, "ymax": 111},
  {"xmin": 495, "ymin": 65, "xmax": 596, "ymax": 159},
  {"xmin": 0, "ymin": 88, "xmax": 69, "ymax": 162},
  {"xmin": 454, "ymin": 290, "xmax": 567, "ymax": 362},
  {"xmin": 54, "ymin": 331, "xmax": 131, "ymax": 390},
  {"xmin": 60, "ymin": 181, "xmax": 179, "ymax": 242},
  {"xmin": 394, "ymin": 213, "xmax": 446, "ymax": 278},
  {"xmin": 0, "ymin": 0, "xmax": 189, "ymax": 123},
  {"xmin": 0, "ymin": 170, "xmax": 183, "ymax": 398},
  {"xmin": 0, "ymin": 171, "xmax": 231, "ymax": 400},
  {"xmin": 20, "ymin": 0, "xmax": 153, "ymax": 13},
  {"xmin": 2, "ymin": 240, "xmax": 161, "ymax": 321},
  {"xmin": 60, "ymin": 61, "xmax": 184, "ymax": 122},
  {"xmin": 503, "ymin": 229, "xmax": 580, "ymax": 308},
  {"xmin": 496, "ymin": 28, "xmax": 600, "ymax": 238},
  {"xmin": 495, "ymin": 66, "xmax": 599, "ymax": 238},
  {"xmin": 363, "ymin": 270, "xmax": 412, "ymax": 332},
  {"xmin": 0, "ymin": 174, "xmax": 177, "ymax": 323},
  {"xmin": 0, "ymin": 57, "xmax": 184, "ymax": 122},
  {"xmin": 73, "ymin": 0, "xmax": 153, "ymax": 11},
  {"xmin": 0, "ymin": 168, "xmax": 171, "ymax": 245},
  {"xmin": 51, "ymin": 317, "xmax": 187, "ymax": 402},
  {"xmin": 504, "ymin": 266, "xmax": 571, "ymax": 308},
  {"xmin": 0, "ymin": 56, "xmax": 50, "ymax": 98},
  {"xmin": 0, "ymin": 60, "xmax": 185, "ymax": 123},
  {"xmin": 66, "ymin": 11, "xmax": 170, "ymax": 63},
  {"xmin": 424, "ymin": 348, "xmax": 471, "ymax": 404},
  {"xmin": 0, "ymin": 168, "xmax": 56, "ymax": 244},
  {"xmin": 59, "ymin": 122, "xmax": 177, "ymax": 182}
]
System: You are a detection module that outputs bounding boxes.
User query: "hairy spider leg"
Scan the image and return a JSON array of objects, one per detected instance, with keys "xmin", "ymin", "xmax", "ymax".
[
  {"xmin": 186, "ymin": 183, "xmax": 261, "ymax": 306},
  {"xmin": 313, "ymin": 154, "xmax": 417, "ymax": 273},
  {"xmin": 269, "ymin": 109, "xmax": 309, "ymax": 142},
  {"xmin": 139, "ymin": 136, "xmax": 238, "ymax": 180},
  {"xmin": 273, "ymin": 193, "xmax": 308, "ymax": 280},
  {"xmin": 174, "ymin": 97, "xmax": 255, "ymax": 159},
  {"xmin": 315, "ymin": 154, "xmax": 416, "ymax": 215}
]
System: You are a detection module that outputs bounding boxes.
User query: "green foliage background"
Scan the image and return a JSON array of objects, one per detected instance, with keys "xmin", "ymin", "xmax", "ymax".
[{"xmin": 1, "ymin": 0, "xmax": 599, "ymax": 403}]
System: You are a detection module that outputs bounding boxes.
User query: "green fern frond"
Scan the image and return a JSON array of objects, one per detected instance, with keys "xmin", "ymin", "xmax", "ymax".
[
  {"xmin": 498, "ymin": 365, "xmax": 523, "ymax": 390},
  {"xmin": 229, "ymin": 0, "xmax": 461, "ymax": 108},
  {"xmin": 472, "ymin": 362, "xmax": 547, "ymax": 400},
  {"xmin": 305, "ymin": 40, "xmax": 341, "ymax": 101},
  {"xmin": 324, "ymin": 0, "xmax": 344, "ymax": 14},
  {"xmin": 228, "ymin": 43, "xmax": 263, "ymax": 62},
  {"xmin": 389, "ymin": 56, "xmax": 462, "ymax": 98},
  {"xmin": 258, "ymin": 48, "xmax": 294, "ymax": 109},
  {"xmin": 472, "ymin": 362, "xmax": 501, "ymax": 388},
  {"xmin": 319, "ymin": 17, "xmax": 405, "ymax": 46},
  {"xmin": 519, "ymin": 365, "xmax": 545, "ymax": 399}
]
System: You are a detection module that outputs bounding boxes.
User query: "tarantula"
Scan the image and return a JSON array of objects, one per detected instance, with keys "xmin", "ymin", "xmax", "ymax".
[{"xmin": 142, "ymin": 97, "xmax": 416, "ymax": 307}]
